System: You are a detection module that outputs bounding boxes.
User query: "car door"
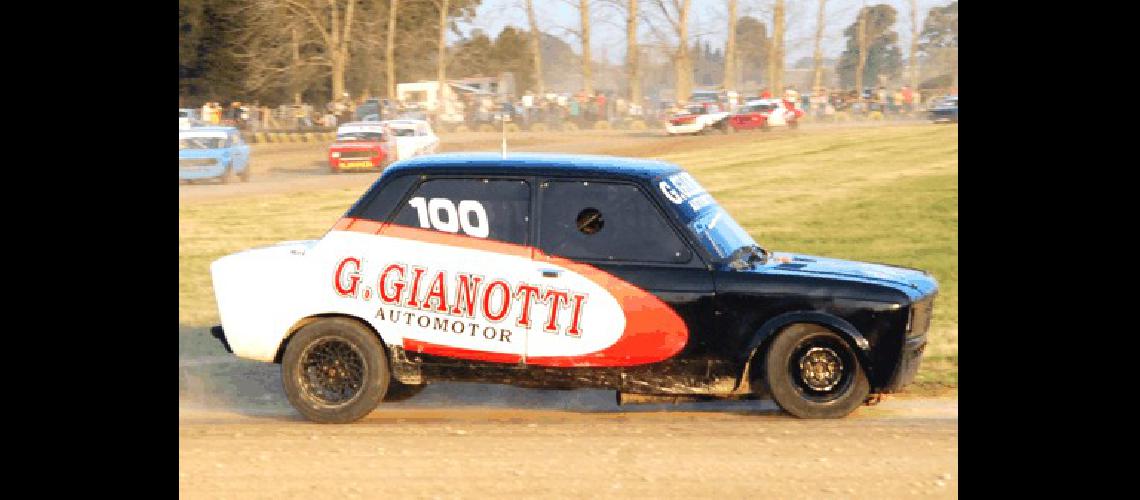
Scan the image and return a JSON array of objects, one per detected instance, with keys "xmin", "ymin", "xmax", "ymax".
[
  {"xmin": 766, "ymin": 103, "xmax": 786, "ymax": 126},
  {"xmin": 377, "ymin": 175, "xmax": 535, "ymax": 365},
  {"xmin": 231, "ymin": 131, "xmax": 250, "ymax": 171},
  {"xmin": 531, "ymin": 178, "xmax": 718, "ymax": 380}
]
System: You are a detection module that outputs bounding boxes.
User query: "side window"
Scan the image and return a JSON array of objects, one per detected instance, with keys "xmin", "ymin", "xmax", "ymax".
[
  {"xmin": 391, "ymin": 178, "xmax": 530, "ymax": 245},
  {"xmin": 351, "ymin": 174, "xmax": 419, "ymax": 222},
  {"xmin": 539, "ymin": 181, "xmax": 691, "ymax": 263}
]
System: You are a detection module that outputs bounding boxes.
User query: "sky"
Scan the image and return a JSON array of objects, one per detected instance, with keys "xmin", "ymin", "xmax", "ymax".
[{"xmin": 453, "ymin": 0, "xmax": 954, "ymax": 65}]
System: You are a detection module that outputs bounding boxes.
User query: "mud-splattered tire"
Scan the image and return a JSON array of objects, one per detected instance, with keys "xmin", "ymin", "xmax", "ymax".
[
  {"xmin": 281, "ymin": 318, "xmax": 390, "ymax": 423},
  {"xmin": 762, "ymin": 323, "xmax": 869, "ymax": 419},
  {"xmin": 219, "ymin": 164, "xmax": 234, "ymax": 184},
  {"xmin": 383, "ymin": 382, "xmax": 426, "ymax": 402},
  {"xmin": 239, "ymin": 166, "xmax": 250, "ymax": 182}
]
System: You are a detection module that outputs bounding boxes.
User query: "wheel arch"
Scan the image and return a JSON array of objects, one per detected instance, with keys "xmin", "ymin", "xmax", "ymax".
[
  {"xmin": 740, "ymin": 311, "xmax": 872, "ymax": 386},
  {"xmin": 273, "ymin": 313, "xmax": 387, "ymax": 364}
]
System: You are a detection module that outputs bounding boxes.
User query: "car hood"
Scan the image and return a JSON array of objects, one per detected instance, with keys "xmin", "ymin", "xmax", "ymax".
[
  {"xmin": 179, "ymin": 149, "xmax": 227, "ymax": 159},
  {"xmin": 755, "ymin": 252, "xmax": 938, "ymax": 300},
  {"xmin": 330, "ymin": 142, "xmax": 386, "ymax": 149}
]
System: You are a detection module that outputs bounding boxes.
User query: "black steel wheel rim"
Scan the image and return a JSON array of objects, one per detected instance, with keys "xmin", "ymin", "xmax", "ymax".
[
  {"xmin": 787, "ymin": 334, "xmax": 855, "ymax": 402},
  {"xmin": 299, "ymin": 338, "xmax": 367, "ymax": 407}
]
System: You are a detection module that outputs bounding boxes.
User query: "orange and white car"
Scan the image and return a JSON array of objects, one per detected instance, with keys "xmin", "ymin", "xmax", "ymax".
[{"xmin": 328, "ymin": 120, "xmax": 440, "ymax": 173}]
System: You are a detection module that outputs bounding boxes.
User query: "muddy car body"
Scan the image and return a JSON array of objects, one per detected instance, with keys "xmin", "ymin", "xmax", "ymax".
[{"xmin": 210, "ymin": 153, "xmax": 937, "ymax": 422}]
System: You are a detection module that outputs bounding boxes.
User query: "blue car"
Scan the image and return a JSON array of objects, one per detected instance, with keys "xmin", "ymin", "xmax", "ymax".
[
  {"xmin": 928, "ymin": 96, "xmax": 958, "ymax": 123},
  {"xmin": 179, "ymin": 127, "xmax": 251, "ymax": 183}
]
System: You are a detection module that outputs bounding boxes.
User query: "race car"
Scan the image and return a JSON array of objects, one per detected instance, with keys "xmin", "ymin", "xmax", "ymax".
[
  {"xmin": 734, "ymin": 99, "xmax": 804, "ymax": 130},
  {"xmin": 179, "ymin": 126, "xmax": 250, "ymax": 183},
  {"xmin": 928, "ymin": 95, "xmax": 958, "ymax": 123},
  {"xmin": 209, "ymin": 153, "xmax": 937, "ymax": 422},
  {"xmin": 328, "ymin": 120, "xmax": 440, "ymax": 173},
  {"xmin": 665, "ymin": 103, "xmax": 731, "ymax": 135}
]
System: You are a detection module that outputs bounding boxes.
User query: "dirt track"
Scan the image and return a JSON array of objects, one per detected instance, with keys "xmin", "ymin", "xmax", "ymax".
[
  {"xmin": 179, "ymin": 120, "xmax": 957, "ymax": 498},
  {"xmin": 180, "ymin": 374, "xmax": 957, "ymax": 499},
  {"xmin": 178, "ymin": 121, "xmax": 922, "ymax": 205}
]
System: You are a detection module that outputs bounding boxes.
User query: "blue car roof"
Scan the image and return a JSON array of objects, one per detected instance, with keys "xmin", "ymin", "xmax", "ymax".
[{"xmin": 384, "ymin": 153, "xmax": 683, "ymax": 181}]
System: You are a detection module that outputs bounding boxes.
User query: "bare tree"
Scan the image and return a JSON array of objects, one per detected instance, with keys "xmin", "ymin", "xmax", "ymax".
[
  {"xmin": 855, "ymin": 1, "xmax": 867, "ymax": 95},
  {"xmin": 579, "ymin": 0, "xmax": 594, "ymax": 94},
  {"xmin": 908, "ymin": 0, "xmax": 918, "ymax": 90},
  {"xmin": 812, "ymin": 0, "xmax": 826, "ymax": 91},
  {"xmin": 231, "ymin": 0, "xmax": 359, "ymax": 103},
  {"xmin": 433, "ymin": 0, "xmax": 450, "ymax": 109},
  {"xmin": 387, "ymin": 0, "xmax": 399, "ymax": 99},
  {"xmin": 769, "ymin": 0, "xmax": 784, "ymax": 94},
  {"xmin": 627, "ymin": 0, "xmax": 640, "ymax": 102},
  {"xmin": 648, "ymin": 0, "xmax": 692, "ymax": 104},
  {"xmin": 525, "ymin": 0, "xmax": 545, "ymax": 95},
  {"xmin": 723, "ymin": 0, "xmax": 737, "ymax": 92}
]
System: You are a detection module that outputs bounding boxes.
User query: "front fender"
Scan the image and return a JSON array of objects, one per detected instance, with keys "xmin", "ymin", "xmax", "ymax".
[{"xmin": 741, "ymin": 310, "xmax": 872, "ymax": 374}]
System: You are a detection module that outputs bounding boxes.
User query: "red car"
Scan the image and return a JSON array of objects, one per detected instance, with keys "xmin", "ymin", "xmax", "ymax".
[
  {"xmin": 728, "ymin": 99, "xmax": 804, "ymax": 131},
  {"xmin": 328, "ymin": 122, "xmax": 390, "ymax": 173}
]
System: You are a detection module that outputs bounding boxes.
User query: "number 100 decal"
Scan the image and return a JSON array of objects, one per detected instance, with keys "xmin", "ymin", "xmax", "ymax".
[{"xmin": 407, "ymin": 197, "xmax": 489, "ymax": 238}]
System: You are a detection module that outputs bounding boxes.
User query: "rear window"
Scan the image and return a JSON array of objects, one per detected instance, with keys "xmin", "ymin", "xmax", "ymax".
[{"xmin": 337, "ymin": 131, "xmax": 384, "ymax": 142}]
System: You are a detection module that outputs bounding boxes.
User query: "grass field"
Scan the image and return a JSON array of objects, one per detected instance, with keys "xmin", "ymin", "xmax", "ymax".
[{"xmin": 179, "ymin": 123, "xmax": 957, "ymax": 393}]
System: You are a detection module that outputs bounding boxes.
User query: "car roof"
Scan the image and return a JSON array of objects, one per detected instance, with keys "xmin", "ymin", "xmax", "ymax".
[{"xmin": 383, "ymin": 153, "xmax": 683, "ymax": 181}]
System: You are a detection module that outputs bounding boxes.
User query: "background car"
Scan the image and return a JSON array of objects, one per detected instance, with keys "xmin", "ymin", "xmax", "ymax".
[
  {"xmin": 328, "ymin": 122, "xmax": 390, "ymax": 173},
  {"xmin": 665, "ymin": 102, "xmax": 731, "ymax": 135},
  {"xmin": 383, "ymin": 119, "xmax": 440, "ymax": 161},
  {"xmin": 740, "ymin": 99, "xmax": 803, "ymax": 129},
  {"xmin": 929, "ymin": 95, "xmax": 958, "ymax": 123},
  {"xmin": 179, "ymin": 108, "xmax": 201, "ymax": 129},
  {"xmin": 179, "ymin": 126, "xmax": 250, "ymax": 183}
]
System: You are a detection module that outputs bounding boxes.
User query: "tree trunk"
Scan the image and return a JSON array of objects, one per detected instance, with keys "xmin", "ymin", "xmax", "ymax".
[
  {"xmin": 526, "ymin": 0, "xmax": 544, "ymax": 96},
  {"xmin": 723, "ymin": 0, "xmax": 737, "ymax": 92},
  {"xmin": 387, "ymin": 0, "xmax": 399, "ymax": 100},
  {"xmin": 292, "ymin": 26, "xmax": 302, "ymax": 105},
  {"xmin": 769, "ymin": 0, "xmax": 784, "ymax": 94},
  {"xmin": 855, "ymin": 6, "xmax": 867, "ymax": 95},
  {"xmin": 580, "ymin": 0, "xmax": 593, "ymax": 95},
  {"xmin": 626, "ymin": 0, "xmax": 640, "ymax": 103},
  {"xmin": 437, "ymin": 0, "xmax": 450, "ymax": 114},
  {"xmin": 674, "ymin": 0, "xmax": 692, "ymax": 104},
  {"xmin": 909, "ymin": 0, "xmax": 918, "ymax": 90},
  {"xmin": 813, "ymin": 0, "xmax": 826, "ymax": 91}
]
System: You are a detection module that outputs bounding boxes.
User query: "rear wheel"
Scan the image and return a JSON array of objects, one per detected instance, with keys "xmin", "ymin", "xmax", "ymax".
[
  {"xmin": 238, "ymin": 165, "xmax": 250, "ymax": 182},
  {"xmin": 281, "ymin": 318, "xmax": 390, "ymax": 423},
  {"xmin": 219, "ymin": 164, "xmax": 234, "ymax": 184},
  {"xmin": 762, "ymin": 323, "xmax": 869, "ymax": 419}
]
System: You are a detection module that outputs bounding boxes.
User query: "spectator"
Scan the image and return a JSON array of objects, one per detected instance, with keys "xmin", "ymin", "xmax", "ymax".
[
  {"xmin": 901, "ymin": 86, "xmax": 914, "ymax": 113},
  {"xmin": 595, "ymin": 92, "xmax": 607, "ymax": 121},
  {"xmin": 784, "ymin": 86, "xmax": 799, "ymax": 108}
]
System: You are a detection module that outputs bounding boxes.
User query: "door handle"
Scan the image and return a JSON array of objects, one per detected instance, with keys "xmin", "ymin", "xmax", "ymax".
[{"xmin": 540, "ymin": 269, "xmax": 561, "ymax": 278}]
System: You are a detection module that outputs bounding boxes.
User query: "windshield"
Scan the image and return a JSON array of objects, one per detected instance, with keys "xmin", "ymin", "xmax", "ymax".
[
  {"xmin": 179, "ymin": 136, "xmax": 225, "ymax": 149},
  {"xmin": 655, "ymin": 171, "xmax": 759, "ymax": 260},
  {"xmin": 746, "ymin": 104, "xmax": 776, "ymax": 113},
  {"xmin": 336, "ymin": 131, "xmax": 384, "ymax": 142},
  {"xmin": 389, "ymin": 128, "xmax": 415, "ymax": 137}
]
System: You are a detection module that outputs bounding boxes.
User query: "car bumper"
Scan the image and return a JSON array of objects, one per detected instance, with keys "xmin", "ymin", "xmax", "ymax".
[
  {"xmin": 179, "ymin": 163, "xmax": 227, "ymax": 179},
  {"xmin": 882, "ymin": 334, "xmax": 927, "ymax": 392},
  {"xmin": 330, "ymin": 158, "xmax": 384, "ymax": 170},
  {"xmin": 665, "ymin": 123, "xmax": 704, "ymax": 135}
]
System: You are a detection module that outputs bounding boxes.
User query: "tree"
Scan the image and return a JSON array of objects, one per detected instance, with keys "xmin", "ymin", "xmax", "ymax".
[
  {"xmin": 579, "ymin": 0, "xmax": 593, "ymax": 94},
  {"xmin": 627, "ymin": 0, "xmax": 641, "ymax": 102},
  {"xmin": 836, "ymin": 4, "xmax": 903, "ymax": 90},
  {"xmin": 648, "ymin": 0, "xmax": 692, "ymax": 104},
  {"xmin": 918, "ymin": 1, "xmax": 957, "ymax": 88},
  {"xmin": 387, "ymin": 0, "xmax": 399, "ymax": 99},
  {"xmin": 525, "ymin": 0, "xmax": 544, "ymax": 95},
  {"xmin": 179, "ymin": 0, "xmax": 244, "ymax": 102},
  {"xmin": 734, "ymin": 16, "xmax": 769, "ymax": 88},
  {"xmin": 723, "ymin": 0, "xmax": 737, "ymax": 92},
  {"xmin": 812, "ymin": 0, "xmax": 827, "ymax": 91},
  {"xmin": 769, "ymin": 0, "xmax": 784, "ymax": 93}
]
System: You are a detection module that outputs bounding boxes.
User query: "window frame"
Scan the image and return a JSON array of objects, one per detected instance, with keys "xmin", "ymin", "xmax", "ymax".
[
  {"xmin": 534, "ymin": 176, "xmax": 707, "ymax": 268},
  {"xmin": 385, "ymin": 174, "xmax": 535, "ymax": 247}
]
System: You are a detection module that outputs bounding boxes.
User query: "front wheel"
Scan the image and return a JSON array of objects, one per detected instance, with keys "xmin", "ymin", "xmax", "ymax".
[
  {"xmin": 762, "ymin": 323, "xmax": 870, "ymax": 419},
  {"xmin": 239, "ymin": 165, "xmax": 250, "ymax": 182},
  {"xmin": 281, "ymin": 318, "xmax": 390, "ymax": 423}
]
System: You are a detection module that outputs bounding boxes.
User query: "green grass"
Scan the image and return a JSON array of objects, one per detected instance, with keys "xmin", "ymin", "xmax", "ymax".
[{"xmin": 180, "ymin": 124, "xmax": 958, "ymax": 390}]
